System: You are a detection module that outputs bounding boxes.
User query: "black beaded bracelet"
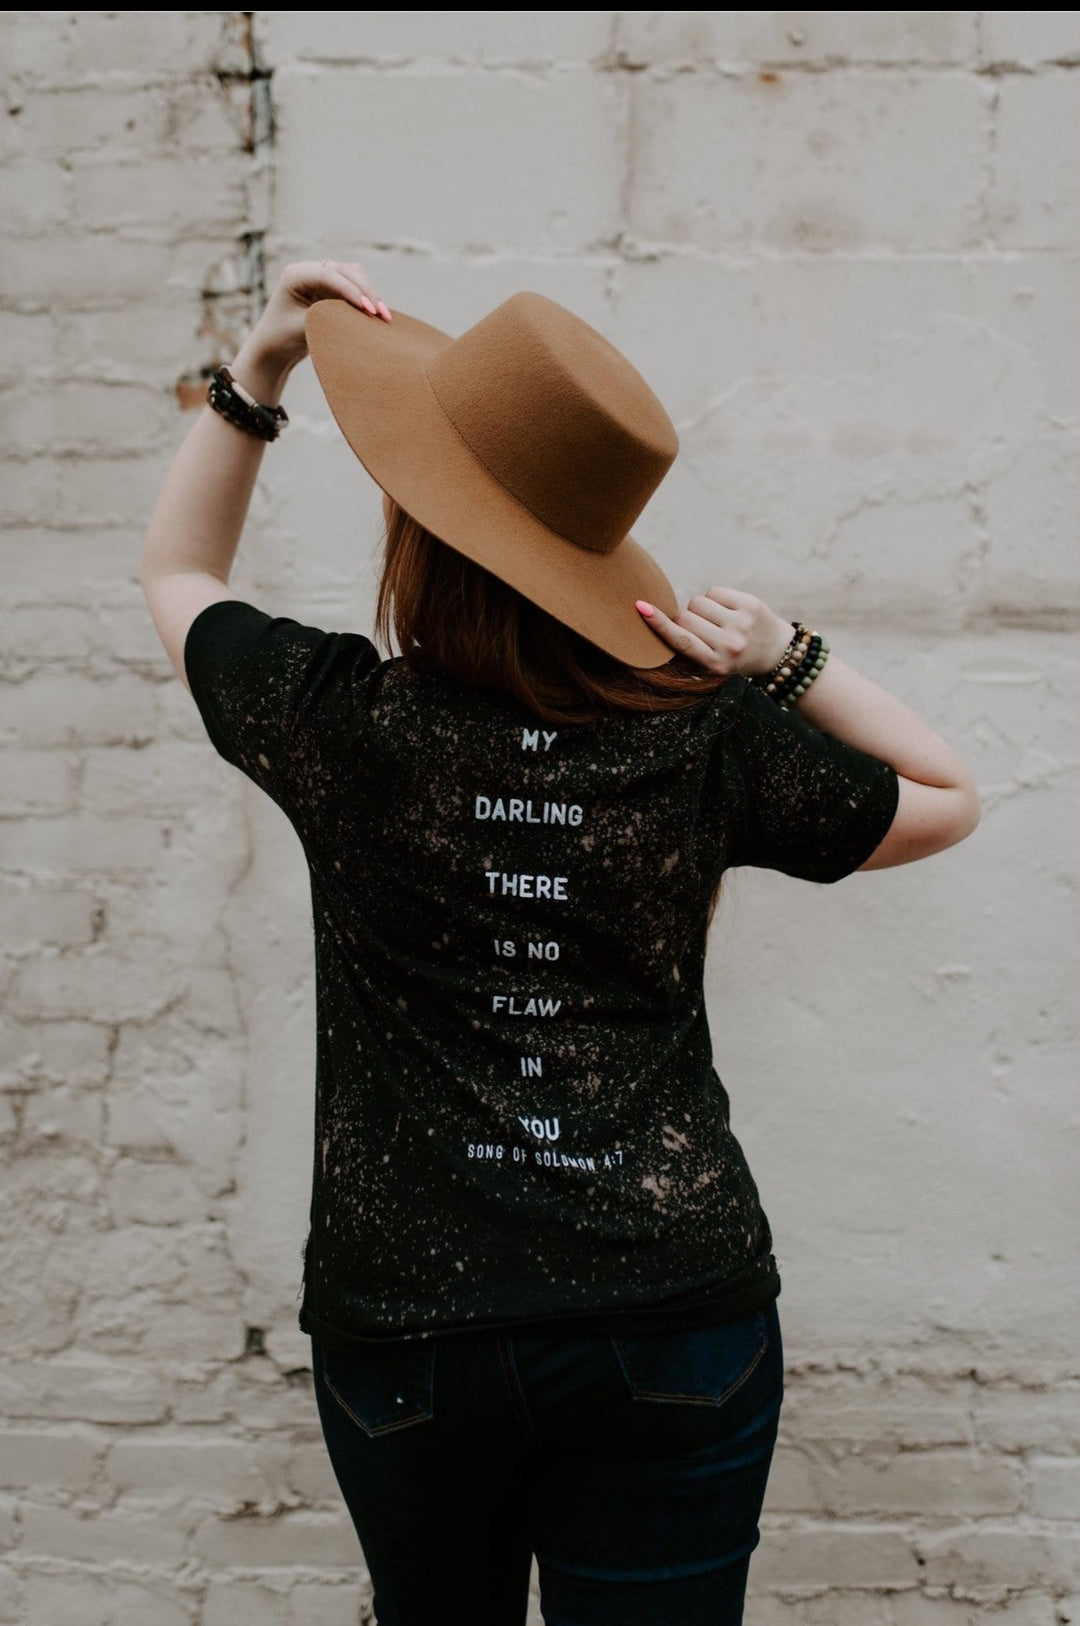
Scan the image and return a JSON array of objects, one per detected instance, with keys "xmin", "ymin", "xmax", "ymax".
[{"xmin": 207, "ymin": 366, "xmax": 289, "ymax": 442}]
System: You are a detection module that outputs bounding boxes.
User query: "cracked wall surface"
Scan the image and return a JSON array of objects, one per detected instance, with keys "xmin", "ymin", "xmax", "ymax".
[{"xmin": 1, "ymin": 10, "xmax": 1078, "ymax": 1623}]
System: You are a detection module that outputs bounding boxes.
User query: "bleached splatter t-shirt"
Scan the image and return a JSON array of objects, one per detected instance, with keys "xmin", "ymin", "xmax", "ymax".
[{"xmin": 184, "ymin": 599, "xmax": 899, "ymax": 1349}]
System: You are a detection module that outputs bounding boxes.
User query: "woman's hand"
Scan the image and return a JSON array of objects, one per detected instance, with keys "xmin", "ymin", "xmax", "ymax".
[
  {"xmin": 236, "ymin": 259, "xmax": 391, "ymax": 387},
  {"xmin": 636, "ymin": 587, "xmax": 794, "ymax": 678}
]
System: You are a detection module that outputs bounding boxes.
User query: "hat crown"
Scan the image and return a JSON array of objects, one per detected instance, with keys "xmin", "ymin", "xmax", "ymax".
[{"xmin": 425, "ymin": 292, "xmax": 678, "ymax": 555}]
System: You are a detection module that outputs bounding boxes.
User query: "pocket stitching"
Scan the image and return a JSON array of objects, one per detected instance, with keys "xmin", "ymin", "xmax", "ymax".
[
  {"xmin": 319, "ymin": 1352, "xmax": 434, "ymax": 1438},
  {"xmin": 612, "ymin": 1313, "xmax": 769, "ymax": 1408}
]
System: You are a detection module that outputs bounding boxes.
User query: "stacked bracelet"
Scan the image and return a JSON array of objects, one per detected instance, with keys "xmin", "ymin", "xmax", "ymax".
[
  {"xmin": 776, "ymin": 633, "xmax": 830, "ymax": 709},
  {"xmin": 207, "ymin": 366, "xmax": 289, "ymax": 442},
  {"xmin": 752, "ymin": 619, "xmax": 831, "ymax": 709}
]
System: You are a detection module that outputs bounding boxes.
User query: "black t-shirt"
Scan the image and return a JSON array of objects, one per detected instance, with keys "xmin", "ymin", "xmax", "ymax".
[{"xmin": 184, "ymin": 599, "xmax": 899, "ymax": 1350}]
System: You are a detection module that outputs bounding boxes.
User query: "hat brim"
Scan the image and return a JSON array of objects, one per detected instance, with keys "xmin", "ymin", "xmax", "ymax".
[{"xmin": 305, "ymin": 299, "xmax": 679, "ymax": 669}]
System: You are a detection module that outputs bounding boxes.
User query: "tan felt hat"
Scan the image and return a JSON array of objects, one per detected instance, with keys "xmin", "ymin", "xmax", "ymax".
[{"xmin": 305, "ymin": 291, "xmax": 680, "ymax": 668}]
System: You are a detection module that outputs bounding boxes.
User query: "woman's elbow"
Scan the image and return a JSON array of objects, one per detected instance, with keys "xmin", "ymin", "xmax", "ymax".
[
  {"xmin": 924, "ymin": 775, "xmax": 983, "ymax": 860},
  {"xmin": 944, "ymin": 761, "xmax": 982, "ymax": 841},
  {"xmin": 955, "ymin": 780, "xmax": 982, "ymax": 843},
  {"xmin": 858, "ymin": 774, "xmax": 982, "ymax": 871}
]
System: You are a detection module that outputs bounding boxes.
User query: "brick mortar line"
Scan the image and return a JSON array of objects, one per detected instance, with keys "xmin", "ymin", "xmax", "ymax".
[{"xmin": 249, "ymin": 59, "xmax": 1080, "ymax": 76}]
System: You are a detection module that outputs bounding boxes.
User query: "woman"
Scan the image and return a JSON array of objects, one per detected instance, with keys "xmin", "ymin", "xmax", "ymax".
[{"xmin": 142, "ymin": 260, "xmax": 980, "ymax": 1626}]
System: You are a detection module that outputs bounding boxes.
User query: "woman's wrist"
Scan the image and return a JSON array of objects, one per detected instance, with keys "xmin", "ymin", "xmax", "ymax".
[
  {"xmin": 228, "ymin": 332, "xmax": 297, "ymax": 407},
  {"xmin": 760, "ymin": 612, "xmax": 798, "ymax": 673},
  {"xmin": 746, "ymin": 613, "xmax": 813, "ymax": 680}
]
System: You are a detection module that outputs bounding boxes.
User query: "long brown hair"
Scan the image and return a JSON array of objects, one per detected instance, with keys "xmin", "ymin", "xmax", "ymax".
[{"xmin": 374, "ymin": 499, "xmax": 729, "ymax": 728}]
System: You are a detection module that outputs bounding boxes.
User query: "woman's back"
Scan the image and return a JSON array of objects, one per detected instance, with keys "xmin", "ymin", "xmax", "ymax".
[{"xmin": 185, "ymin": 596, "xmax": 897, "ymax": 1348}]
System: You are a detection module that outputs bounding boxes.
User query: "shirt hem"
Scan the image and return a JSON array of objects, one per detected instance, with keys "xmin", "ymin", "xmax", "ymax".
[{"xmin": 298, "ymin": 1258, "xmax": 781, "ymax": 1351}]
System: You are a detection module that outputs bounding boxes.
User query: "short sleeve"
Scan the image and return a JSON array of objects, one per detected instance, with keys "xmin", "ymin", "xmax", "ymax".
[
  {"xmin": 183, "ymin": 598, "xmax": 382, "ymax": 813},
  {"xmin": 726, "ymin": 677, "xmax": 900, "ymax": 883}
]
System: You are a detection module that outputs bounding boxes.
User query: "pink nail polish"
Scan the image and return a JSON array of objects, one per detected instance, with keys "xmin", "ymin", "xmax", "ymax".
[
  {"xmin": 359, "ymin": 296, "xmax": 377, "ymax": 315},
  {"xmin": 376, "ymin": 300, "xmax": 392, "ymax": 322},
  {"xmin": 635, "ymin": 600, "xmax": 655, "ymax": 618}
]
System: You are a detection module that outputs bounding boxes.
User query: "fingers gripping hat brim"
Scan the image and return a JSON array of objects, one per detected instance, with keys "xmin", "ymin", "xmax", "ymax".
[{"xmin": 305, "ymin": 300, "xmax": 679, "ymax": 669}]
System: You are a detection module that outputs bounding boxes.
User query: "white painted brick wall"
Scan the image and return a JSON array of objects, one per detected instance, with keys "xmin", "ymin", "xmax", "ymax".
[{"xmin": 1, "ymin": 10, "xmax": 1077, "ymax": 1623}]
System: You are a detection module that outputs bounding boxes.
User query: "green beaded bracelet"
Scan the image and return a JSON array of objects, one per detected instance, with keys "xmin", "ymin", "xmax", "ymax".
[{"xmin": 778, "ymin": 637, "xmax": 831, "ymax": 709}]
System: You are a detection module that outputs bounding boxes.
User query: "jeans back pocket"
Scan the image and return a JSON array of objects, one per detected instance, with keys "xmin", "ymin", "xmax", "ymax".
[
  {"xmin": 315, "ymin": 1337, "xmax": 437, "ymax": 1437},
  {"xmin": 610, "ymin": 1309, "xmax": 770, "ymax": 1409}
]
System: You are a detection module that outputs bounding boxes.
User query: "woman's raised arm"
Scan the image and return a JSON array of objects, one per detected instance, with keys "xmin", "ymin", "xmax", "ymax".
[{"xmin": 140, "ymin": 260, "xmax": 389, "ymax": 690}]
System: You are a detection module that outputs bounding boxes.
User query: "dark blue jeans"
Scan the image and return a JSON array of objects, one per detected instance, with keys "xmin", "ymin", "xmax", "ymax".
[{"xmin": 312, "ymin": 1297, "xmax": 783, "ymax": 1625}]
